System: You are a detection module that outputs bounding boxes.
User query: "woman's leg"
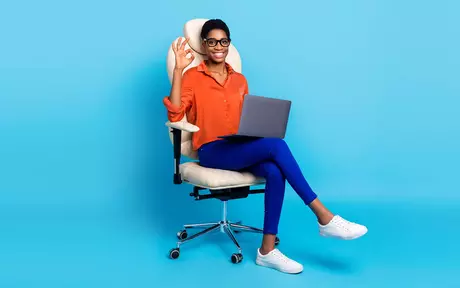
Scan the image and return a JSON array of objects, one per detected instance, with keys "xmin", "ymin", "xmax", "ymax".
[
  {"xmin": 199, "ymin": 138, "xmax": 367, "ymax": 239},
  {"xmin": 245, "ymin": 161, "xmax": 303, "ymax": 274},
  {"xmin": 245, "ymin": 161, "xmax": 286, "ymax": 254}
]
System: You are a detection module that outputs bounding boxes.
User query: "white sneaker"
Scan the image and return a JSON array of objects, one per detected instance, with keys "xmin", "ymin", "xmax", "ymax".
[
  {"xmin": 319, "ymin": 215, "xmax": 368, "ymax": 240},
  {"xmin": 255, "ymin": 248, "xmax": 303, "ymax": 274}
]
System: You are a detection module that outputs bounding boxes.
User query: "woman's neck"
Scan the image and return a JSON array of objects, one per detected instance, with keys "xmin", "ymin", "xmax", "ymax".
[{"xmin": 205, "ymin": 60, "xmax": 226, "ymax": 74}]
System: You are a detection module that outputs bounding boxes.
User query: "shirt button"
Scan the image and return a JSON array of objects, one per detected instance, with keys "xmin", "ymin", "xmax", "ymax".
[{"xmin": 224, "ymin": 100, "xmax": 227, "ymax": 102}]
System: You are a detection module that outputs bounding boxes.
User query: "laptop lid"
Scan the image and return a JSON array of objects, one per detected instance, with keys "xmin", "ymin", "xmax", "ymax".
[{"xmin": 237, "ymin": 95, "xmax": 292, "ymax": 138}]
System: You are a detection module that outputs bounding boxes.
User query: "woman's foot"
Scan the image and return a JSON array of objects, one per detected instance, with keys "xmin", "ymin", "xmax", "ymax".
[
  {"xmin": 319, "ymin": 215, "xmax": 368, "ymax": 240},
  {"xmin": 256, "ymin": 248, "xmax": 303, "ymax": 274}
]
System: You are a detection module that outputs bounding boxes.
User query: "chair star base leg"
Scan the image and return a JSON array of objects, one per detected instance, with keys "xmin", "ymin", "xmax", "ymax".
[{"xmin": 229, "ymin": 223, "xmax": 264, "ymax": 234}]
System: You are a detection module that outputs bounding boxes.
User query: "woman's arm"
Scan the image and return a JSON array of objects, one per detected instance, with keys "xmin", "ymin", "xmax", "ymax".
[
  {"xmin": 163, "ymin": 37, "xmax": 195, "ymax": 122},
  {"xmin": 163, "ymin": 70, "xmax": 194, "ymax": 122}
]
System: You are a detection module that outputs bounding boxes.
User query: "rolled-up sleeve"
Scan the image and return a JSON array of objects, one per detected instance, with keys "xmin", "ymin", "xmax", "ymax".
[
  {"xmin": 244, "ymin": 78, "xmax": 249, "ymax": 95},
  {"xmin": 163, "ymin": 71, "xmax": 194, "ymax": 122}
]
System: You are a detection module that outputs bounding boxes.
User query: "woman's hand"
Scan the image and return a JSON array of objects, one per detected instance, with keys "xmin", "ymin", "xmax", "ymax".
[{"xmin": 172, "ymin": 37, "xmax": 195, "ymax": 71}]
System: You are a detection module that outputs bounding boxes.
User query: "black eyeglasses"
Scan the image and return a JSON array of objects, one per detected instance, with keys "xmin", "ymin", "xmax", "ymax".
[{"xmin": 204, "ymin": 38, "xmax": 231, "ymax": 47}]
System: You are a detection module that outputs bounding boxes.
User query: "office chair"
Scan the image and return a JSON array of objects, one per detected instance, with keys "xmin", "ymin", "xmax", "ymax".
[{"xmin": 165, "ymin": 19, "xmax": 279, "ymax": 264}]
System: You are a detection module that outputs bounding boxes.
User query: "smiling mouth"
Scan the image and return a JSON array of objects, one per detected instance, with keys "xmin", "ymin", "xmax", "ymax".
[{"xmin": 211, "ymin": 52, "xmax": 225, "ymax": 59}]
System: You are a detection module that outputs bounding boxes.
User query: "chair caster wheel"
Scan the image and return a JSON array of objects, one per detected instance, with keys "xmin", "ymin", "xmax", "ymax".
[
  {"xmin": 177, "ymin": 230, "xmax": 188, "ymax": 240},
  {"xmin": 169, "ymin": 248, "xmax": 180, "ymax": 259},
  {"xmin": 231, "ymin": 253, "xmax": 243, "ymax": 264},
  {"xmin": 275, "ymin": 236, "xmax": 280, "ymax": 246}
]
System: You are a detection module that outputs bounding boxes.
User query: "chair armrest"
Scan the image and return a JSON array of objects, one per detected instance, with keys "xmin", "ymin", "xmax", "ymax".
[
  {"xmin": 167, "ymin": 121, "xmax": 200, "ymax": 185},
  {"xmin": 165, "ymin": 121, "xmax": 200, "ymax": 133}
]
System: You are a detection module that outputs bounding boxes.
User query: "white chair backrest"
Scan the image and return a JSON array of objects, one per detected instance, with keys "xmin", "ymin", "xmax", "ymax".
[{"xmin": 166, "ymin": 19, "xmax": 242, "ymax": 159}]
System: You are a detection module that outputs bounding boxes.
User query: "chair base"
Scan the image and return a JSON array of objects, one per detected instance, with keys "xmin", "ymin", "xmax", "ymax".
[{"xmin": 168, "ymin": 201, "xmax": 279, "ymax": 264}]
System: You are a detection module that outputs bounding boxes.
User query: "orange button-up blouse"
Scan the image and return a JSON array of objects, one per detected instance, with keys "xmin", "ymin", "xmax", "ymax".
[{"xmin": 163, "ymin": 61, "xmax": 249, "ymax": 151}]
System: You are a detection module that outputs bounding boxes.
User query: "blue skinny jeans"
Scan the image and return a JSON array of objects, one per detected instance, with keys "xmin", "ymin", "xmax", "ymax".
[{"xmin": 197, "ymin": 138, "xmax": 318, "ymax": 235}]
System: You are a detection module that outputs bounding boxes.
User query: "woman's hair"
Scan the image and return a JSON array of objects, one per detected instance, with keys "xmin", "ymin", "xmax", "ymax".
[{"xmin": 200, "ymin": 19, "xmax": 231, "ymax": 40}]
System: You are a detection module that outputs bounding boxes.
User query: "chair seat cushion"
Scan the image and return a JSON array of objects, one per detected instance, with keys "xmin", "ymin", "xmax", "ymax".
[{"xmin": 180, "ymin": 162, "xmax": 265, "ymax": 189}]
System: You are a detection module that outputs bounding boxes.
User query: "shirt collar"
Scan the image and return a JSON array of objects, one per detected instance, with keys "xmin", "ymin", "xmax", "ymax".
[{"xmin": 197, "ymin": 60, "xmax": 235, "ymax": 75}]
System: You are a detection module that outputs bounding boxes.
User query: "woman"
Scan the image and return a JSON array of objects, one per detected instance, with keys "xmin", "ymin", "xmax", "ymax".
[{"xmin": 163, "ymin": 19, "xmax": 367, "ymax": 274}]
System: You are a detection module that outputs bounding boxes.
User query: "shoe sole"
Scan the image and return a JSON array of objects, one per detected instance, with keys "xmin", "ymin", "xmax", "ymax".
[
  {"xmin": 255, "ymin": 260, "xmax": 303, "ymax": 274},
  {"xmin": 320, "ymin": 229, "xmax": 368, "ymax": 240}
]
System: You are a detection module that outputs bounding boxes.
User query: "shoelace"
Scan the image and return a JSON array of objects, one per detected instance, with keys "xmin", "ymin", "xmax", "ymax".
[
  {"xmin": 273, "ymin": 250, "xmax": 290, "ymax": 263},
  {"xmin": 333, "ymin": 217, "xmax": 353, "ymax": 231}
]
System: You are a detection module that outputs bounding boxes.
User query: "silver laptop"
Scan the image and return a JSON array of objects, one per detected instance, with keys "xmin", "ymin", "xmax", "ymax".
[{"xmin": 219, "ymin": 94, "xmax": 291, "ymax": 139}]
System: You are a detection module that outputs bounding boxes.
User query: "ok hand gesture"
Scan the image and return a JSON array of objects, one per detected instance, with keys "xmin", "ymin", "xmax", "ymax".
[{"xmin": 172, "ymin": 37, "xmax": 195, "ymax": 71}]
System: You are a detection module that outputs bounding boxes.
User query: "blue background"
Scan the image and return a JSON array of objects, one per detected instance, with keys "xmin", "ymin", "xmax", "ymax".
[{"xmin": 1, "ymin": 0, "xmax": 459, "ymax": 287}]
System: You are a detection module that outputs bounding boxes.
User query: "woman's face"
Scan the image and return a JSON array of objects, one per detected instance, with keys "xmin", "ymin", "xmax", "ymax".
[{"xmin": 202, "ymin": 29, "xmax": 230, "ymax": 64}]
